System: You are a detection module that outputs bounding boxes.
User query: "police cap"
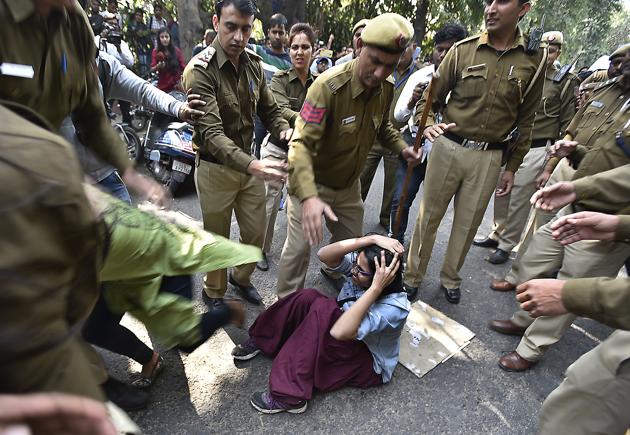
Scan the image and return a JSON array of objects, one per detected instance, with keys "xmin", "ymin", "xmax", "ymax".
[
  {"xmin": 610, "ymin": 43, "xmax": 630, "ymax": 60},
  {"xmin": 542, "ymin": 31, "xmax": 564, "ymax": 46},
  {"xmin": 360, "ymin": 13, "xmax": 414, "ymax": 54},
  {"xmin": 352, "ymin": 19, "xmax": 370, "ymax": 36}
]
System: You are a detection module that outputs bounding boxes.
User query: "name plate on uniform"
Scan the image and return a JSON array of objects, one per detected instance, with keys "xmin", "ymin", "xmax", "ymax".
[
  {"xmin": 341, "ymin": 115, "xmax": 356, "ymax": 126},
  {"xmin": 0, "ymin": 63, "xmax": 34, "ymax": 79}
]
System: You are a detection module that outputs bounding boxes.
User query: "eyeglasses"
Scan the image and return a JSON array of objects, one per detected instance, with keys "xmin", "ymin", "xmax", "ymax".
[{"xmin": 351, "ymin": 262, "xmax": 373, "ymax": 277}]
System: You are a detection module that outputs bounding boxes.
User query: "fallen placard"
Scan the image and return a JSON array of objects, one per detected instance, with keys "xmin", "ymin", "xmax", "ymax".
[{"xmin": 398, "ymin": 300, "xmax": 475, "ymax": 378}]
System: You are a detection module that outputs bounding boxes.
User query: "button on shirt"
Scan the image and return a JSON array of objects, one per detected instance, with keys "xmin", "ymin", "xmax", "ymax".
[{"xmin": 331, "ymin": 252, "xmax": 411, "ymax": 383}]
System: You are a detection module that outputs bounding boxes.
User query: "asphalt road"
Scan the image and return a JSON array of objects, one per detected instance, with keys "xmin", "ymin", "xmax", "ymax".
[{"xmin": 102, "ymin": 161, "xmax": 612, "ymax": 434}]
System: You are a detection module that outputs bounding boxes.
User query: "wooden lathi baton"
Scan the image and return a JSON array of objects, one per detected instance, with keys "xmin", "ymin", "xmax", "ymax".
[{"xmin": 392, "ymin": 74, "xmax": 435, "ymax": 238}]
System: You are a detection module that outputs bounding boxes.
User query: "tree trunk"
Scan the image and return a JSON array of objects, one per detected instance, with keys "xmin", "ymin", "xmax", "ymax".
[
  {"xmin": 175, "ymin": 0, "xmax": 204, "ymax": 59},
  {"xmin": 414, "ymin": 0, "xmax": 430, "ymax": 45}
]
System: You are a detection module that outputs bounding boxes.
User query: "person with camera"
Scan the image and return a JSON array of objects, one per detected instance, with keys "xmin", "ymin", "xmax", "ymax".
[
  {"xmin": 151, "ymin": 28, "xmax": 186, "ymax": 93},
  {"xmin": 231, "ymin": 234, "xmax": 410, "ymax": 414}
]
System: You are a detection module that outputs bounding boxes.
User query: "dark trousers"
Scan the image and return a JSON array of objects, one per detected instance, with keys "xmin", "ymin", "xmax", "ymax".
[
  {"xmin": 82, "ymin": 276, "xmax": 193, "ymax": 365},
  {"xmin": 249, "ymin": 289, "xmax": 382, "ymax": 405},
  {"xmin": 389, "ymin": 130, "xmax": 427, "ymax": 243}
]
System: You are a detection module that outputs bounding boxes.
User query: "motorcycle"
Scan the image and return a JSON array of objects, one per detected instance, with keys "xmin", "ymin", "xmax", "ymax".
[
  {"xmin": 144, "ymin": 121, "xmax": 195, "ymax": 195},
  {"xmin": 113, "ymin": 121, "xmax": 142, "ymax": 162}
]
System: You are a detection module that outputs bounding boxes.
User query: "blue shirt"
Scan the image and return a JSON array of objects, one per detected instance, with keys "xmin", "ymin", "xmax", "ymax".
[{"xmin": 331, "ymin": 252, "xmax": 411, "ymax": 383}]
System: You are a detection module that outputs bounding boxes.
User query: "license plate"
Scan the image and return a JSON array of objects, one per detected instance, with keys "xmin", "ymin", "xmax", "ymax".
[{"xmin": 172, "ymin": 160, "xmax": 192, "ymax": 174}]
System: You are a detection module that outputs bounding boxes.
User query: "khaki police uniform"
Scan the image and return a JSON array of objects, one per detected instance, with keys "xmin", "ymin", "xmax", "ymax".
[
  {"xmin": 507, "ymin": 77, "xmax": 630, "ymax": 362},
  {"xmin": 276, "ymin": 14, "xmax": 411, "ymax": 296},
  {"xmin": 0, "ymin": 0, "xmax": 131, "ymax": 173},
  {"xmin": 405, "ymin": 29, "xmax": 547, "ymax": 290},
  {"xmin": 489, "ymin": 33, "xmax": 579, "ymax": 253},
  {"xmin": 182, "ymin": 38, "xmax": 289, "ymax": 298},
  {"xmin": 359, "ymin": 60, "xmax": 416, "ymax": 229},
  {"xmin": 261, "ymin": 67, "xmax": 314, "ymax": 256},
  {"xmin": 0, "ymin": 103, "xmax": 104, "ymax": 401}
]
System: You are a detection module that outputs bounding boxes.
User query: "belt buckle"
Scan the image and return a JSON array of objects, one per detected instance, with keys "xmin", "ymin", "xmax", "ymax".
[{"xmin": 463, "ymin": 139, "xmax": 486, "ymax": 151}]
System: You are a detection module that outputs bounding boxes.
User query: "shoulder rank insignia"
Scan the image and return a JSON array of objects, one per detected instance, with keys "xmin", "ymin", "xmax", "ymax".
[
  {"xmin": 193, "ymin": 46, "xmax": 216, "ymax": 69},
  {"xmin": 300, "ymin": 100, "xmax": 326, "ymax": 124},
  {"xmin": 244, "ymin": 47, "xmax": 262, "ymax": 61}
]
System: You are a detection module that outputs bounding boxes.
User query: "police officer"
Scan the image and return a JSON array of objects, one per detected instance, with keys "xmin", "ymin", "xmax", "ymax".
[
  {"xmin": 275, "ymin": 13, "xmax": 421, "ymax": 297},
  {"xmin": 514, "ymin": 210, "xmax": 630, "ymax": 434},
  {"xmin": 491, "ymin": 43, "xmax": 630, "ymax": 292},
  {"xmin": 360, "ymin": 43, "xmax": 417, "ymax": 230},
  {"xmin": 404, "ymin": 0, "xmax": 547, "ymax": 304},
  {"xmin": 473, "ymin": 31, "xmax": 579, "ymax": 265},
  {"xmin": 0, "ymin": 101, "xmax": 104, "ymax": 402},
  {"xmin": 0, "ymin": 0, "xmax": 167, "ymax": 205},
  {"xmin": 182, "ymin": 0, "xmax": 291, "ymax": 305},
  {"xmin": 335, "ymin": 18, "xmax": 369, "ymax": 65},
  {"xmin": 490, "ymin": 51, "xmax": 630, "ymax": 371}
]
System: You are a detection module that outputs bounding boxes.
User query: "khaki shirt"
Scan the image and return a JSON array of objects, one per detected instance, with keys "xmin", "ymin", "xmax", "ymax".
[
  {"xmin": 532, "ymin": 65, "xmax": 578, "ymax": 141},
  {"xmin": 0, "ymin": 0, "xmax": 131, "ymax": 172},
  {"xmin": 572, "ymin": 164, "xmax": 630, "ymax": 216},
  {"xmin": 182, "ymin": 38, "xmax": 289, "ymax": 174},
  {"xmin": 563, "ymin": 277, "xmax": 630, "ymax": 331},
  {"xmin": 417, "ymin": 30, "xmax": 547, "ymax": 172},
  {"xmin": 270, "ymin": 67, "xmax": 314, "ymax": 127},
  {"xmin": 390, "ymin": 62, "xmax": 417, "ymax": 130},
  {"xmin": 288, "ymin": 59, "xmax": 407, "ymax": 200},
  {"xmin": 0, "ymin": 103, "xmax": 103, "ymax": 400},
  {"xmin": 569, "ymin": 78, "xmax": 629, "ymax": 213}
]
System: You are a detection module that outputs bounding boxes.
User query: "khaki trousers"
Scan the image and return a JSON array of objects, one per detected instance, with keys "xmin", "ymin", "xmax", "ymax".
[
  {"xmin": 195, "ymin": 159, "xmax": 266, "ymax": 298},
  {"xmin": 260, "ymin": 142, "xmax": 288, "ymax": 254},
  {"xmin": 276, "ymin": 180, "xmax": 364, "ymax": 297},
  {"xmin": 505, "ymin": 158, "xmax": 575, "ymax": 284},
  {"xmin": 509, "ymin": 207, "xmax": 630, "ymax": 361},
  {"xmin": 490, "ymin": 145, "xmax": 547, "ymax": 252},
  {"xmin": 359, "ymin": 141, "xmax": 398, "ymax": 227},
  {"xmin": 405, "ymin": 135, "xmax": 503, "ymax": 289},
  {"xmin": 538, "ymin": 331, "xmax": 630, "ymax": 435}
]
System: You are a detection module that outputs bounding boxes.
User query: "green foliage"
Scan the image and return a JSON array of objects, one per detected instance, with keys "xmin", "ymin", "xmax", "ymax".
[{"xmin": 527, "ymin": 0, "xmax": 626, "ymax": 68}]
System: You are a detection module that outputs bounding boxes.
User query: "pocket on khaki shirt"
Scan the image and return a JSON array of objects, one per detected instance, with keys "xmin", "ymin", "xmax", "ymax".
[{"xmin": 459, "ymin": 67, "xmax": 488, "ymax": 99}]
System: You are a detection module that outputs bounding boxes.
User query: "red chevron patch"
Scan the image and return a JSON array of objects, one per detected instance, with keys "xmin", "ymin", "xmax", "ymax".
[{"xmin": 300, "ymin": 100, "xmax": 326, "ymax": 124}]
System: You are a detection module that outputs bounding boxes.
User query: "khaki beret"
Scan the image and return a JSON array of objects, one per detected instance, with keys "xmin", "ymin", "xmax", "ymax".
[
  {"xmin": 352, "ymin": 19, "xmax": 370, "ymax": 36},
  {"xmin": 360, "ymin": 13, "xmax": 414, "ymax": 53},
  {"xmin": 610, "ymin": 43, "xmax": 630, "ymax": 60},
  {"xmin": 542, "ymin": 31, "xmax": 564, "ymax": 46}
]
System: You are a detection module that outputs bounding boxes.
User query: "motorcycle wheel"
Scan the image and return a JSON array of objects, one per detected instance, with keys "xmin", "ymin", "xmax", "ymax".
[
  {"xmin": 130, "ymin": 115, "xmax": 146, "ymax": 132},
  {"xmin": 121, "ymin": 124, "xmax": 143, "ymax": 163}
]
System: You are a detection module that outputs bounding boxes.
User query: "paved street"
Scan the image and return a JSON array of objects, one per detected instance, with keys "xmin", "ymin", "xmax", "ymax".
[{"xmin": 103, "ymin": 161, "xmax": 612, "ymax": 434}]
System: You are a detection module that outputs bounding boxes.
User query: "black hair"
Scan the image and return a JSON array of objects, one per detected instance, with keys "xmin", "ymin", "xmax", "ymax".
[
  {"xmin": 434, "ymin": 23, "xmax": 468, "ymax": 46},
  {"xmin": 156, "ymin": 28, "xmax": 180, "ymax": 72},
  {"xmin": 357, "ymin": 244, "xmax": 404, "ymax": 297},
  {"xmin": 215, "ymin": 0, "xmax": 257, "ymax": 19},
  {"xmin": 269, "ymin": 13, "xmax": 288, "ymax": 29},
  {"xmin": 153, "ymin": 2, "xmax": 162, "ymax": 10},
  {"xmin": 288, "ymin": 22, "xmax": 315, "ymax": 47}
]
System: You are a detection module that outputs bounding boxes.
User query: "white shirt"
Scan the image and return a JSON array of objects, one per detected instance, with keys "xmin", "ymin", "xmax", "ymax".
[{"xmin": 95, "ymin": 36, "xmax": 135, "ymax": 68}]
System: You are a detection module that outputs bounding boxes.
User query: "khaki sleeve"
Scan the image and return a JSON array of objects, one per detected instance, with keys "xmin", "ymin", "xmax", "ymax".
[
  {"xmin": 616, "ymin": 215, "xmax": 630, "ymax": 241},
  {"xmin": 271, "ymin": 73, "xmax": 299, "ymax": 126},
  {"xmin": 257, "ymin": 66, "xmax": 291, "ymax": 139},
  {"xmin": 288, "ymin": 79, "xmax": 331, "ymax": 201},
  {"xmin": 572, "ymin": 164, "xmax": 630, "ymax": 214},
  {"xmin": 562, "ymin": 277, "xmax": 630, "ymax": 330},
  {"xmin": 505, "ymin": 54, "xmax": 546, "ymax": 173},
  {"xmin": 72, "ymin": 14, "xmax": 131, "ymax": 172},
  {"xmin": 182, "ymin": 65, "xmax": 254, "ymax": 173},
  {"xmin": 558, "ymin": 75, "xmax": 579, "ymax": 136},
  {"xmin": 414, "ymin": 44, "xmax": 457, "ymax": 127}
]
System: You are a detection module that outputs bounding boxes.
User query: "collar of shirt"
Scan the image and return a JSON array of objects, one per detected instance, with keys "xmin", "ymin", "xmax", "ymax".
[
  {"xmin": 212, "ymin": 37, "xmax": 250, "ymax": 71},
  {"xmin": 349, "ymin": 59, "xmax": 382, "ymax": 99},
  {"xmin": 288, "ymin": 67, "xmax": 314, "ymax": 85},
  {"xmin": 477, "ymin": 27, "xmax": 527, "ymax": 52},
  {"xmin": 5, "ymin": 0, "xmax": 70, "ymax": 23},
  {"xmin": 393, "ymin": 61, "xmax": 416, "ymax": 89}
]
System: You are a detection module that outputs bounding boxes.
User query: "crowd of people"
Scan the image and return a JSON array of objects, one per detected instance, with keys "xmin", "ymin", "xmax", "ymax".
[{"xmin": 0, "ymin": 0, "xmax": 629, "ymax": 433}]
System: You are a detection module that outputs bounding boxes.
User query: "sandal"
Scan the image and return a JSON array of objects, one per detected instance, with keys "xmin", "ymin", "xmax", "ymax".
[{"xmin": 131, "ymin": 355, "xmax": 164, "ymax": 389}]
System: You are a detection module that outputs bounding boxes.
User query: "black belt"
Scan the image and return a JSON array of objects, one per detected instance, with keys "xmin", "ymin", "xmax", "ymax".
[
  {"xmin": 531, "ymin": 138, "xmax": 550, "ymax": 148},
  {"xmin": 198, "ymin": 152, "xmax": 222, "ymax": 165},
  {"xmin": 443, "ymin": 131, "xmax": 505, "ymax": 151}
]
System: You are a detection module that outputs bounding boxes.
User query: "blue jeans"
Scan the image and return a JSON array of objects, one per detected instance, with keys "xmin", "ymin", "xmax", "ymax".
[
  {"xmin": 389, "ymin": 130, "xmax": 427, "ymax": 243},
  {"xmin": 99, "ymin": 171, "xmax": 132, "ymax": 205}
]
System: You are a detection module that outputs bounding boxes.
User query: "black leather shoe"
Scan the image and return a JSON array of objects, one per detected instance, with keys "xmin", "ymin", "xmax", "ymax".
[
  {"xmin": 256, "ymin": 252, "xmax": 269, "ymax": 271},
  {"xmin": 202, "ymin": 291, "xmax": 224, "ymax": 308},
  {"xmin": 442, "ymin": 285, "xmax": 460, "ymax": 304},
  {"xmin": 403, "ymin": 283, "xmax": 418, "ymax": 302},
  {"xmin": 102, "ymin": 377, "xmax": 149, "ymax": 412},
  {"xmin": 472, "ymin": 237, "xmax": 499, "ymax": 249},
  {"xmin": 229, "ymin": 274, "xmax": 262, "ymax": 305},
  {"xmin": 487, "ymin": 248, "xmax": 510, "ymax": 264}
]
